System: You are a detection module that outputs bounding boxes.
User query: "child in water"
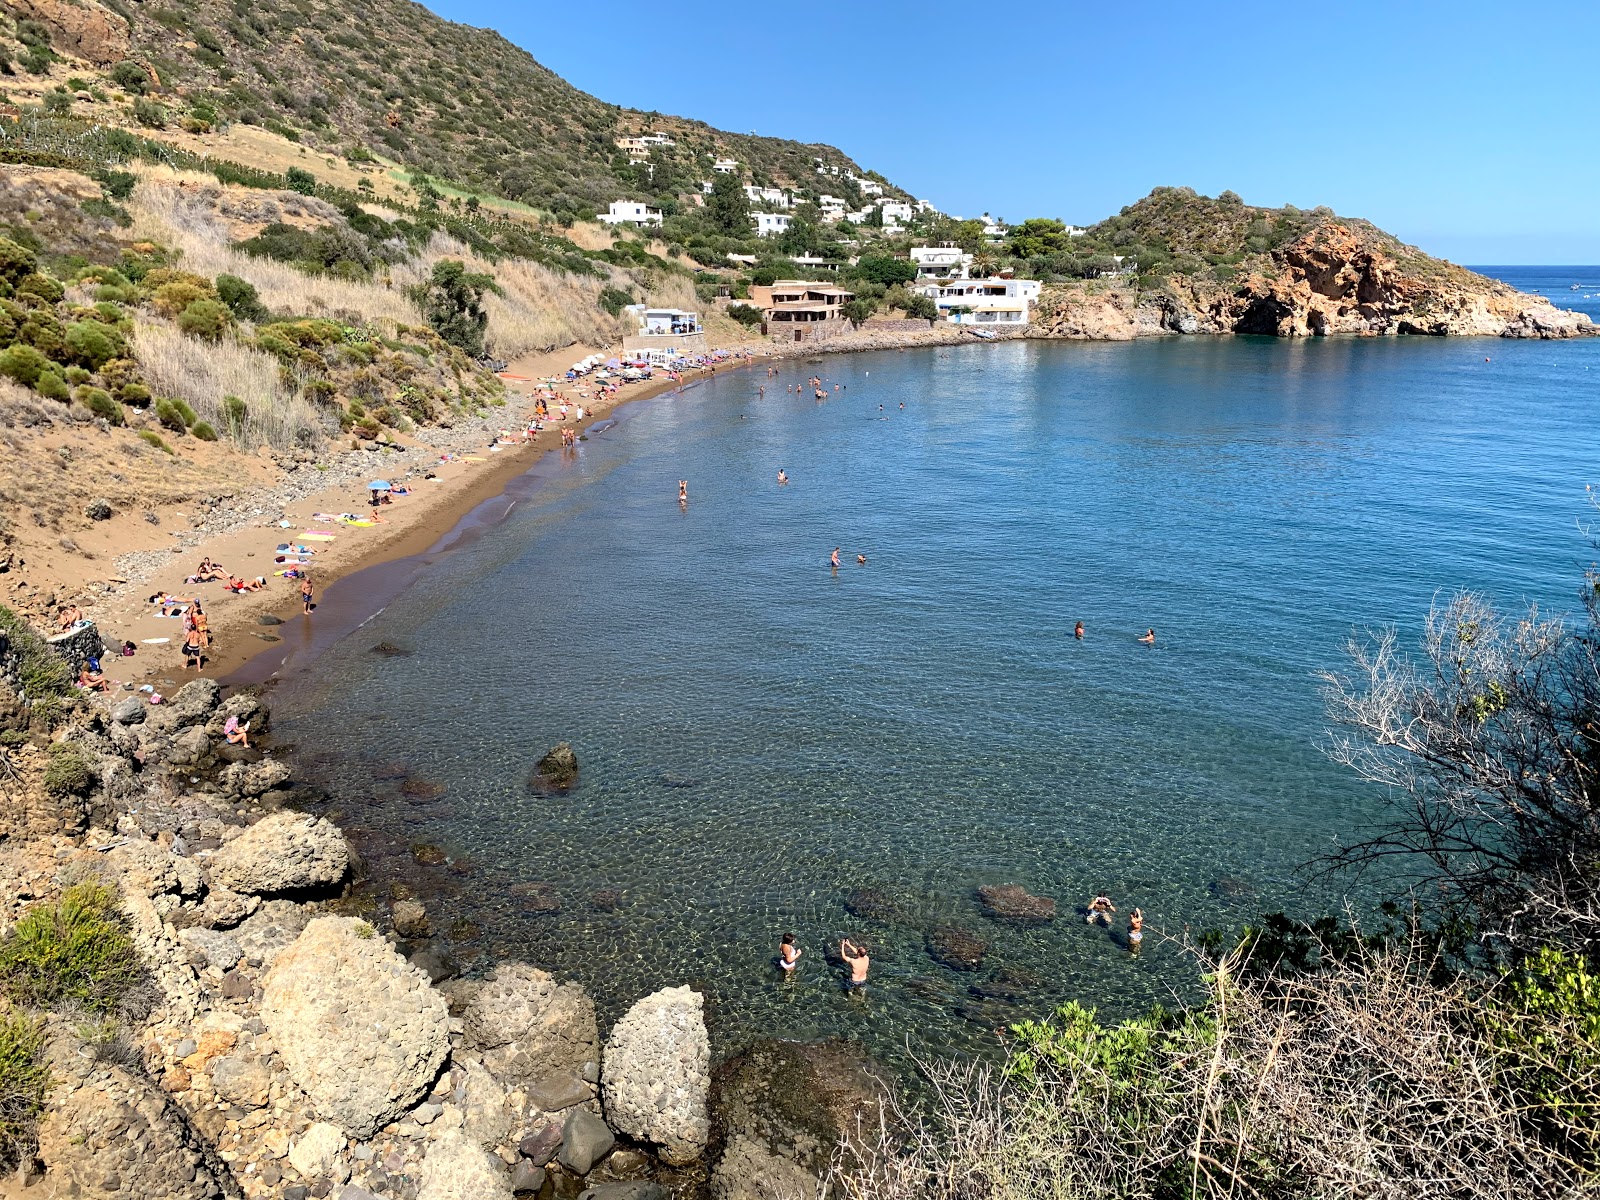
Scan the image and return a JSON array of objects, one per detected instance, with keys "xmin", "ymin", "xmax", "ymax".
[{"xmin": 777, "ymin": 933, "xmax": 801, "ymax": 974}]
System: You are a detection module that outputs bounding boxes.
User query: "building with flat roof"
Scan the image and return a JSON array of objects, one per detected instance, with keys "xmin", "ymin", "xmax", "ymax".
[
  {"xmin": 750, "ymin": 280, "xmax": 857, "ymax": 343},
  {"xmin": 910, "ymin": 245, "xmax": 972, "ymax": 280},
  {"xmin": 917, "ymin": 277, "xmax": 1041, "ymax": 326},
  {"xmin": 598, "ymin": 200, "xmax": 662, "ymax": 227}
]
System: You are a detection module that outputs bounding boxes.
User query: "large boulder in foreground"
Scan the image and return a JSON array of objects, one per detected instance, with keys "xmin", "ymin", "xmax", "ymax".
[
  {"xmin": 710, "ymin": 1039, "xmax": 890, "ymax": 1200},
  {"xmin": 262, "ymin": 916, "xmax": 449, "ymax": 1137},
  {"xmin": 461, "ymin": 961, "xmax": 599, "ymax": 1086},
  {"xmin": 208, "ymin": 811, "xmax": 349, "ymax": 895},
  {"xmin": 602, "ymin": 985, "xmax": 711, "ymax": 1165},
  {"xmin": 419, "ymin": 1128, "xmax": 514, "ymax": 1200}
]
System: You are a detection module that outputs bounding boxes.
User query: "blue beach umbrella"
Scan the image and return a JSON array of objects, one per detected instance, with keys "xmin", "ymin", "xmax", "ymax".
[{"xmin": 368, "ymin": 480, "xmax": 391, "ymax": 491}]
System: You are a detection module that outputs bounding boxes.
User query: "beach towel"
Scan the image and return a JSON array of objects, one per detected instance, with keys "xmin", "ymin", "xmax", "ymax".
[
  {"xmin": 462, "ymin": 455, "xmax": 486, "ymax": 462},
  {"xmin": 140, "ymin": 637, "xmax": 170, "ymax": 644},
  {"xmin": 301, "ymin": 532, "xmax": 337, "ymax": 541}
]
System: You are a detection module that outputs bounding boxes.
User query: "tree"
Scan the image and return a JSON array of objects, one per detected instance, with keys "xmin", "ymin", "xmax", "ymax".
[
  {"xmin": 408, "ymin": 259, "xmax": 497, "ymax": 356},
  {"xmin": 707, "ymin": 172, "xmax": 750, "ymax": 237},
  {"xmin": 1008, "ymin": 217, "xmax": 1073, "ymax": 259},
  {"xmin": 1321, "ymin": 574, "xmax": 1600, "ymax": 959},
  {"xmin": 970, "ymin": 250, "xmax": 997, "ymax": 279},
  {"xmin": 841, "ymin": 298, "xmax": 876, "ymax": 329},
  {"xmin": 903, "ymin": 293, "xmax": 938, "ymax": 323},
  {"xmin": 852, "ymin": 255, "xmax": 916, "ymax": 289},
  {"xmin": 286, "ymin": 167, "xmax": 316, "ymax": 195}
]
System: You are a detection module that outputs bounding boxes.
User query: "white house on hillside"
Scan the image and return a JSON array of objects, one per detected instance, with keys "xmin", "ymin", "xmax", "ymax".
[
  {"xmin": 712, "ymin": 157, "xmax": 740, "ymax": 174},
  {"xmin": 858, "ymin": 180, "xmax": 884, "ymax": 196},
  {"xmin": 755, "ymin": 212, "xmax": 793, "ymax": 238},
  {"xmin": 598, "ymin": 200, "xmax": 662, "ymax": 227},
  {"xmin": 910, "ymin": 245, "xmax": 972, "ymax": 280},
  {"xmin": 879, "ymin": 201, "xmax": 914, "ymax": 226},
  {"xmin": 744, "ymin": 185, "xmax": 791, "ymax": 208},
  {"xmin": 615, "ymin": 134, "xmax": 676, "ymax": 159},
  {"xmin": 918, "ymin": 277, "xmax": 1042, "ymax": 326}
]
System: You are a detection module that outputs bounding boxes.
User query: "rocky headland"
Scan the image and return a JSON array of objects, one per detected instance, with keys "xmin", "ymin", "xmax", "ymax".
[{"xmin": 0, "ymin": 666, "xmax": 890, "ymax": 1200}]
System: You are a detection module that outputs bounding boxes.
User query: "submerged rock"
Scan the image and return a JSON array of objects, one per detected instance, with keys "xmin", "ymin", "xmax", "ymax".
[
  {"xmin": 976, "ymin": 883, "xmax": 1056, "ymax": 925},
  {"xmin": 843, "ymin": 887, "xmax": 903, "ymax": 923},
  {"xmin": 924, "ymin": 924, "xmax": 989, "ymax": 972},
  {"xmin": 529, "ymin": 742, "xmax": 579, "ymax": 793},
  {"xmin": 602, "ymin": 985, "xmax": 711, "ymax": 1165},
  {"xmin": 511, "ymin": 881, "xmax": 562, "ymax": 914},
  {"xmin": 369, "ymin": 640, "xmax": 410, "ymax": 657}
]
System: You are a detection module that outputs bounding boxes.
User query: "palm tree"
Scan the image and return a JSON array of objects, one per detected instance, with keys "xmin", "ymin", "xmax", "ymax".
[{"xmin": 970, "ymin": 249, "xmax": 997, "ymax": 278}]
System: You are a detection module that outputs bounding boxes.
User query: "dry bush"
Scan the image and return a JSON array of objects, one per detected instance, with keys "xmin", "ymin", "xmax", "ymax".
[
  {"xmin": 133, "ymin": 320, "xmax": 321, "ymax": 449},
  {"xmin": 832, "ymin": 942, "xmax": 1579, "ymax": 1200},
  {"xmin": 128, "ymin": 180, "xmax": 423, "ymax": 325}
]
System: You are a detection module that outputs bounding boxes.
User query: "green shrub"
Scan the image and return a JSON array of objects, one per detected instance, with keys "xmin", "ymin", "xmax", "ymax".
[
  {"xmin": 0, "ymin": 241, "xmax": 36, "ymax": 291},
  {"xmin": 154, "ymin": 398, "xmax": 188, "ymax": 434},
  {"xmin": 598, "ymin": 285, "xmax": 633, "ymax": 316},
  {"xmin": 0, "ymin": 881, "xmax": 139, "ymax": 1012},
  {"xmin": 97, "ymin": 170, "xmax": 138, "ymax": 202},
  {"xmin": 0, "ymin": 1011, "xmax": 50, "ymax": 1170},
  {"xmin": 0, "ymin": 606, "xmax": 72, "ymax": 702},
  {"xmin": 40, "ymin": 742, "xmax": 94, "ymax": 797},
  {"xmin": 110, "ymin": 61, "xmax": 148, "ymax": 94},
  {"xmin": 42, "ymin": 90, "xmax": 71, "ymax": 115},
  {"xmin": 116, "ymin": 382, "xmax": 151, "ymax": 407},
  {"xmin": 63, "ymin": 366, "xmax": 90, "ymax": 386},
  {"xmin": 215, "ymin": 273, "xmax": 267, "ymax": 321},
  {"xmin": 76, "ymin": 387, "xmax": 123, "ymax": 426},
  {"xmin": 727, "ymin": 302, "xmax": 763, "ymax": 327},
  {"xmin": 176, "ymin": 298, "xmax": 232, "ymax": 341},
  {"xmin": 223, "ymin": 394, "xmax": 247, "ymax": 432},
  {"xmin": 191, "ymin": 420, "xmax": 217, "ymax": 441},
  {"xmin": 0, "ymin": 344, "xmax": 46, "ymax": 387},
  {"xmin": 63, "ymin": 321, "xmax": 124, "ymax": 370},
  {"xmin": 34, "ymin": 370, "xmax": 69, "ymax": 403},
  {"xmin": 285, "ymin": 166, "xmax": 316, "ymax": 195},
  {"xmin": 15, "ymin": 275, "xmax": 63, "ymax": 305},
  {"xmin": 132, "ymin": 98, "xmax": 166, "ymax": 128},
  {"xmin": 137, "ymin": 429, "xmax": 173, "ymax": 453}
]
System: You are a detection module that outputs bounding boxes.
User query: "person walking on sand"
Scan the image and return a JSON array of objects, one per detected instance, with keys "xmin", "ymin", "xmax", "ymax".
[
  {"xmin": 1139, "ymin": 628, "xmax": 1156, "ymax": 645},
  {"xmin": 182, "ymin": 624, "xmax": 206, "ymax": 671},
  {"xmin": 830, "ymin": 547, "xmax": 841, "ymax": 571},
  {"xmin": 778, "ymin": 933, "xmax": 801, "ymax": 974},
  {"xmin": 840, "ymin": 938, "xmax": 870, "ymax": 989},
  {"xmin": 300, "ymin": 575, "xmax": 314, "ymax": 616}
]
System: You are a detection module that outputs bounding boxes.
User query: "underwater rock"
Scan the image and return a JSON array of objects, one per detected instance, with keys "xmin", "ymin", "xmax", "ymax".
[
  {"xmin": 924, "ymin": 924, "xmax": 989, "ymax": 972},
  {"xmin": 976, "ymin": 883, "xmax": 1056, "ymax": 925},
  {"xmin": 529, "ymin": 742, "xmax": 579, "ymax": 793},
  {"xmin": 843, "ymin": 887, "xmax": 903, "ymax": 923}
]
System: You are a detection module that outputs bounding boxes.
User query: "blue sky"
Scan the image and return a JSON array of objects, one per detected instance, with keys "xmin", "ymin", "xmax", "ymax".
[{"xmin": 430, "ymin": 0, "xmax": 1597, "ymax": 263}]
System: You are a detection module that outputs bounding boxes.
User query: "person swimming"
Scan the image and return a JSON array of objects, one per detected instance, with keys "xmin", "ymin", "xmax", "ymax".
[
  {"xmin": 1075, "ymin": 621, "xmax": 1084, "ymax": 640},
  {"xmin": 778, "ymin": 933, "xmax": 801, "ymax": 974},
  {"xmin": 777, "ymin": 469, "xmax": 788, "ymax": 485},
  {"xmin": 1139, "ymin": 629, "xmax": 1156, "ymax": 645},
  {"xmin": 678, "ymin": 479, "xmax": 689, "ymax": 504},
  {"xmin": 856, "ymin": 554, "xmax": 867, "ymax": 565}
]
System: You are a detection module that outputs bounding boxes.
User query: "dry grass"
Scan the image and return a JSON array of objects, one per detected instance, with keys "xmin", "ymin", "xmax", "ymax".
[
  {"xmin": 832, "ymin": 941, "xmax": 1579, "ymax": 1200},
  {"xmin": 128, "ymin": 178, "xmax": 424, "ymax": 325},
  {"xmin": 133, "ymin": 320, "xmax": 322, "ymax": 450}
]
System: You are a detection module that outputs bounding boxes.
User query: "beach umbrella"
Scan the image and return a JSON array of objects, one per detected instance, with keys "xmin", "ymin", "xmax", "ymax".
[
  {"xmin": 606, "ymin": 358, "xmax": 621, "ymax": 368},
  {"xmin": 368, "ymin": 480, "xmax": 391, "ymax": 490}
]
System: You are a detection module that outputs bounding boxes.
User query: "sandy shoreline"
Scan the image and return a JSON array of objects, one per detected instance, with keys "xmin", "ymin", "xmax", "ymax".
[{"xmin": 20, "ymin": 322, "xmax": 996, "ymax": 693}]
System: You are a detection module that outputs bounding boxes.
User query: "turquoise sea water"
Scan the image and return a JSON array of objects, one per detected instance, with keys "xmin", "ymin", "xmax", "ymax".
[{"xmin": 269, "ymin": 291, "xmax": 1600, "ymax": 1062}]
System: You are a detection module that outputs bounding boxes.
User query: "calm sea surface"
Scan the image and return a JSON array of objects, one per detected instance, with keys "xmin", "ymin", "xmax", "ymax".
[{"xmin": 270, "ymin": 273, "xmax": 1600, "ymax": 1062}]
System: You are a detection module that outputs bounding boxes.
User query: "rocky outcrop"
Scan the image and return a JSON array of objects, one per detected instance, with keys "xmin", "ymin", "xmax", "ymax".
[
  {"xmin": 7, "ymin": 0, "xmax": 131, "ymax": 63},
  {"xmin": 1034, "ymin": 221, "xmax": 1596, "ymax": 342},
  {"xmin": 977, "ymin": 883, "xmax": 1056, "ymax": 925},
  {"xmin": 602, "ymin": 985, "xmax": 711, "ymax": 1165},
  {"xmin": 418, "ymin": 1128, "xmax": 515, "ymax": 1200},
  {"xmin": 460, "ymin": 961, "xmax": 600, "ymax": 1086},
  {"xmin": 529, "ymin": 742, "xmax": 579, "ymax": 793},
  {"xmin": 710, "ymin": 1039, "xmax": 890, "ymax": 1200},
  {"xmin": 261, "ymin": 915, "xmax": 450, "ymax": 1137},
  {"xmin": 207, "ymin": 811, "xmax": 349, "ymax": 896}
]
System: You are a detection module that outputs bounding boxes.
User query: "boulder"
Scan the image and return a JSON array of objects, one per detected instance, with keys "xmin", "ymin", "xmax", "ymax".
[
  {"xmin": 418, "ymin": 1128, "xmax": 514, "ymax": 1200},
  {"xmin": 976, "ymin": 883, "xmax": 1056, "ymax": 925},
  {"xmin": 518, "ymin": 1121, "xmax": 563, "ymax": 1165},
  {"xmin": 219, "ymin": 756, "xmax": 293, "ymax": 799},
  {"xmin": 557, "ymin": 1108, "xmax": 614, "ymax": 1175},
  {"xmin": 526, "ymin": 1072, "xmax": 591, "ymax": 1113},
  {"xmin": 178, "ymin": 926, "xmax": 243, "ymax": 971},
  {"xmin": 511, "ymin": 1163, "xmax": 547, "ymax": 1195},
  {"xmin": 601, "ymin": 985, "xmax": 710, "ymax": 1165},
  {"xmin": 289, "ymin": 1121, "xmax": 346, "ymax": 1180},
  {"xmin": 166, "ymin": 725, "xmax": 214, "ymax": 769},
  {"xmin": 393, "ymin": 898, "xmax": 431, "ymax": 938},
  {"xmin": 232, "ymin": 898, "xmax": 311, "ymax": 964},
  {"xmin": 209, "ymin": 690, "xmax": 270, "ymax": 737},
  {"xmin": 211, "ymin": 1054, "xmax": 272, "ymax": 1107},
  {"xmin": 208, "ymin": 811, "xmax": 349, "ymax": 895},
  {"xmin": 262, "ymin": 916, "xmax": 450, "ymax": 1137},
  {"xmin": 529, "ymin": 742, "xmax": 579, "ymax": 793},
  {"xmin": 457, "ymin": 1057, "xmax": 512, "ymax": 1150},
  {"xmin": 581, "ymin": 1186, "xmax": 667, "ymax": 1200},
  {"xmin": 110, "ymin": 695, "xmax": 145, "ymax": 724},
  {"xmin": 193, "ymin": 886, "xmax": 259, "ymax": 929},
  {"xmin": 462, "ymin": 962, "xmax": 599, "ymax": 1086},
  {"xmin": 166, "ymin": 677, "xmax": 222, "ymax": 726},
  {"xmin": 710, "ymin": 1039, "xmax": 889, "ymax": 1200},
  {"xmin": 924, "ymin": 925, "xmax": 989, "ymax": 971}
]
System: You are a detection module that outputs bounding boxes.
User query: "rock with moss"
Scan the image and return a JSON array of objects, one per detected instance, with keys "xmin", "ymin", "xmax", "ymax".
[{"xmin": 529, "ymin": 742, "xmax": 579, "ymax": 793}]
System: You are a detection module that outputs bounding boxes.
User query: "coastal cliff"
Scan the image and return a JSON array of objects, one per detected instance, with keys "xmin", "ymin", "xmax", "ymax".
[{"xmin": 1031, "ymin": 191, "xmax": 1594, "ymax": 341}]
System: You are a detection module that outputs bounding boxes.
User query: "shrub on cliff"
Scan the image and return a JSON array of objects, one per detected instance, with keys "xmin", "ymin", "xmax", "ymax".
[
  {"xmin": 0, "ymin": 881, "xmax": 140, "ymax": 1013},
  {"xmin": 727, "ymin": 302, "xmax": 762, "ymax": 328},
  {"xmin": 409, "ymin": 259, "xmax": 496, "ymax": 356},
  {"xmin": 0, "ymin": 607, "xmax": 71, "ymax": 702},
  {"xmin": 0, "ymin": 1011, "xmax": 50, "ymax": 1171},
  {"xmin": 215, "ymin": 273, "xmax": 268, "ymax": 322},
  {"xmin": 41, "ymin": 743, "xmax": 94, "ymax": 797},
  {"xmin": 176, "ymin": 299, "xmax": 233, "ymax": 341}
]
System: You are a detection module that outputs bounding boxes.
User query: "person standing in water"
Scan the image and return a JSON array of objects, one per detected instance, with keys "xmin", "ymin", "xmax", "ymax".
[
  {"xmin": 777, "ymin": 469, "xmax": 788, "ymax": 485},
  {"xmin": 1139, "ymin": 628, "xmax": 1156, "ymax": 645},
  {"xmin": 840, "ymin": 938, "xmax": 869, "ymax": 989},
  {"xmin": 830, "ymin": 547, "xmax": 841, "ymax": 571},
  {"xmin": 300, "ymin": 575, "xmax": 314, "ymax": 616},
  {"xmin": 1127, "ymin": 908, "xmax": 1144, "ymax": 952},
  {"xmin": 678, "ymin": 480, "xmax": 688, "ymax": 504},
  {"xmin": 778, "ymin": 933, "xmax": 801, "ymax": 975},
  {"xmin": 1074, "ymin": 621, "xmax": 1084, "ymax": 640}
]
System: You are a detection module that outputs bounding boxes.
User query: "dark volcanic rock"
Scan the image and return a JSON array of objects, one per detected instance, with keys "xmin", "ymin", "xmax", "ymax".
[
  {"xmin": 924, "ymin": 924, "xmax": 989, "ymax": 972},
  {"xmin": 410, "ymin": 843, "xmax": 447, "ymax": 866},
  {"xmin": 529, "ymin": 742, "xmax": 579, "ymax": 793},
  {"xmin": 976, "ymin": 883, "xmax": 1056, "ymax": 925},
  {"xmin": 1210, "ymin": 876, "xmax": 1256, "ymax": 900},
  {"xmin": 519, "ymin": 1121, "xmax": 564, "ymax": 1166},
  {"xmin": 372, "ymin": 760, "xmax": 411, "ymax": 781},
  {"xmin": 843, "ymin": 887, "xmax": 903, "ymax": 923},
  {"xmin": 511, "ymin": 882, "xmax": 562, "ymax": 915},
  {"xmin": 558, "ymin": 1109, "xmax": 614, "ymax": 1175},
  {"xmin": 255, "ymin": 614, "xmax": 284, "ymax": 626},
  {"xmin": 369, "ymin": 641, "xmax": 410, "ymax": 657},
  {"xmin": 399, "ymin": 778, "xmax": 446, "ymax": 800},
  {"xmin": 589, "ymin": 888, "xmax": 624, "ymax": 913}
]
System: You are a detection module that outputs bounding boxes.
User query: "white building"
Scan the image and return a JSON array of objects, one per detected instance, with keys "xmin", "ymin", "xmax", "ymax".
[
  {"xmin": 639, "ymin": 308, "xmax": 700, "ymax": 335},
  {"xmin": 744, "ymin": 185, "xmax": 791, "ymax": 208},
  {"xmin": 818, "ymin": 194, "xmax": 846, "ymax": 208},
  {"xmin": 879, "ymin": 201, "xmax": 914, "ymax": 226},
  {"xmin": 615, "ymin": 134, "xmax": 676, "ymax": 159},
  {"xmin": 712, "ymin": 157, "xmax": 740, "ymax": 174},
  {"xmin": 755, "ymin": 212, "xmax": 793, "ymax": 237},
  {"xmin": 980, "ymin": 213, "xmax": 1006, "ymax": 242},
  {"xmin": 842, "ymin": 209, "xmax": 872, "ymax": 225},
  {"xmin": 858, "ymin": 179, "xmax": 884, "ymax": 196},
  {"xmin": 623, "ymin": 307, "xmax": 705, "ymax": 364},
  {"xmin": 598, "ymin": 200, "xmax": 662, "ymax": 227},
  {"xmin": 910, "ymin": 245, "xmax": 972, "ymax": 280},
  {"xmin": 919, "ymin": 277, "xmax": 1041, "ymax": 326}
]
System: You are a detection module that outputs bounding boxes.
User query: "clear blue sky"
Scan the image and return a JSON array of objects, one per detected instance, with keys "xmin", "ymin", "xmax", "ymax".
[{"xmin": 428, "ymin": 0, "xmax": 1598, "ymax": 264}]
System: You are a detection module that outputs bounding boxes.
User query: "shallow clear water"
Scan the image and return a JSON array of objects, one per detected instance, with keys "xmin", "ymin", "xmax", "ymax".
[{"xmin": 271, "ymin": 326, "xmax": 1600, "ymax": 1062}]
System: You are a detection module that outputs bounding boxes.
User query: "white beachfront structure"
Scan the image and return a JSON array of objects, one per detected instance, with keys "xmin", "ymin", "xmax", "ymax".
[
  {"xmin": 622, "ymin": 307, "xmax": 705, "ymax": 364},
  {"xmin": 918, "ymin": 277, "xmax": 1042, "ymax": 326},
  {"xmin": 639, "ymin": 308, "xmax": 700, "ymax": 336},
  {"xmin": 598, "ymin": 200, "xmax": 662, "ymax": 226},
  {"xmin": 910, "ymin": 245, "xmax": 972, "ymax": 280},
  {"xmin": 755, "ymin": 212, "xmax": 793, "ymax": 238}
]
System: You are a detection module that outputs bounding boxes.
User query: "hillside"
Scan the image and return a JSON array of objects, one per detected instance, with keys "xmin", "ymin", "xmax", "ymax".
[
  {"xmin": 1028, "ymin": 188, "xmax": 1594, "ymax": 340},
  {"xmin": 6, "ymin": 0, "xmax": 909, "ymax": 220}
]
